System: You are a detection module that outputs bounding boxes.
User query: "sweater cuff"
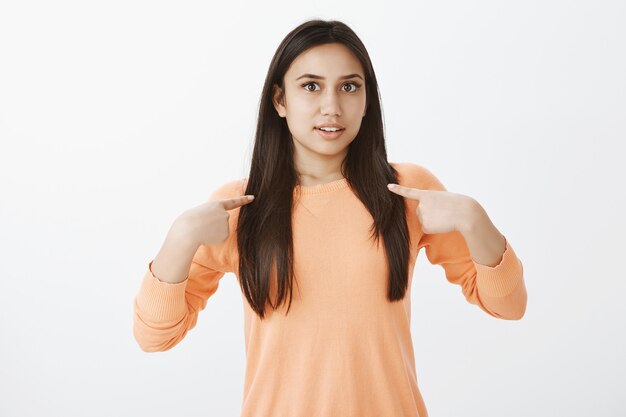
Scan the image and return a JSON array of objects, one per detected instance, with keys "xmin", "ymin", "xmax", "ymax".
[
  {"xmin": 134, "ymin": 260, "xmax": 189, "ymax": 322},
  {"xmin": 474, "ymin": 237, "xmax": 524, "ymax": 298}
]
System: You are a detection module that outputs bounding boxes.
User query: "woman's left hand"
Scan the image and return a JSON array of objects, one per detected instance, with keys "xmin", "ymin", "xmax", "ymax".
[{"xmin": 387, "ymin": 183, "xmax": 478, "ymax": 234}]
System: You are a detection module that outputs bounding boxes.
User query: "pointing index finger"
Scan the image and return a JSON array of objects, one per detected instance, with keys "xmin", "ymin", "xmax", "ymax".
[
  {"xmin": 220, "ymin": 195, "xmax": 255, "ymax": 210},
  {"xmin": 387, "ymin": 184, "xmax": 421, "ymax": 199}
]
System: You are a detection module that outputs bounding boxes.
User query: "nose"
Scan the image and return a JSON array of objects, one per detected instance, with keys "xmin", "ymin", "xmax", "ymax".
[{"xmin": 320, "ymin": 89, "xmax": 341, "ymax": 117}]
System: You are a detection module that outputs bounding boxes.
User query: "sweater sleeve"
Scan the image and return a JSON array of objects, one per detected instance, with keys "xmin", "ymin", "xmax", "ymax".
[
  {"xmin": 396, "ymin": 162, "xmax": 527, "ymax": 320},
  {"xmin": 133, "ymin": 179, "xmax": 246, "ymax": 352}
]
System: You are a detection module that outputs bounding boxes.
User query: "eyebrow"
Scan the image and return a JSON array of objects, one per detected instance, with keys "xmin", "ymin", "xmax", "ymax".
[{"xmin": 295, "ymin": 73, "xmax": 364, "ymax": 81}]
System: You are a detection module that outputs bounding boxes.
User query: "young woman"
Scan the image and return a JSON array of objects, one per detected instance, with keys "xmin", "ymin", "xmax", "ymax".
[{"xmin": 133, "ymin": 19, "xmax": 527, "ymax": 417}]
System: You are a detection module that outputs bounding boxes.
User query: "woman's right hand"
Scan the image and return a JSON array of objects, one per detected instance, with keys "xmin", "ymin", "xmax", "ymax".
[{"xmin": 174, "ymin": 195, "xmax": 255, "ymax": 248}]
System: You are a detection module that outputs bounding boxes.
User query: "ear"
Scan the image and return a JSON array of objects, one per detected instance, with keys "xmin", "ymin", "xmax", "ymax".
[{"xmin": 272, "ymin": 84, "xmax": 286, "ymax": 118}]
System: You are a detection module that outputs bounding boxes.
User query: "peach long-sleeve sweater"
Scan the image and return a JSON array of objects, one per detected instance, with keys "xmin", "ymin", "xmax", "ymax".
[{"xmin": 133, "ymin": 162, "xmax": 527, "ymax": 417}]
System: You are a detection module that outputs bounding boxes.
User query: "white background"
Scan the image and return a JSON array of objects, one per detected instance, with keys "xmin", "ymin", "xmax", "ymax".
[{"xmin": 1, "ymin": 1, "xmax": 624, "ymax": 416}]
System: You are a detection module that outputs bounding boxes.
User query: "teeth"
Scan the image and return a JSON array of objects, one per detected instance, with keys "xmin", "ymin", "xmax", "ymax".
[{"xmin": 319, "ymin": 127, "xmax": 341, "ymax": 131}]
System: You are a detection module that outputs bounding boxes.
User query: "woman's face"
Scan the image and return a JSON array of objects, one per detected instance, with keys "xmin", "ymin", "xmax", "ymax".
[{"xmin": 272, "ymin": 42, "xmax": 367, "ymax": 162}]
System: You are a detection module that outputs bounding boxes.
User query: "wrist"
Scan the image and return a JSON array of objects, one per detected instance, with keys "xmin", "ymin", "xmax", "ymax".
[
  {"xmin": 459, "ymin": 198, "xmax": 486, "ymax": 235},
  {"xmin": 169, "ymin": 217, "xmax": 199, "ymax": 249}
]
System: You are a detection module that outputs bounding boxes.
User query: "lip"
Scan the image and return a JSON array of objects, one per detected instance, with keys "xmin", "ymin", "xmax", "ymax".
[
  {"xmin": 315, "ymin": 122, "xmax": 345, "ymax": 129},
  {"xmin": 315, "ymin": 127, "xmax": 345, "ymax": 140}
]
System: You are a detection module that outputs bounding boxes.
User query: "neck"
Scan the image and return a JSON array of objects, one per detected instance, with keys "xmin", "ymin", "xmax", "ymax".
[{"xmin": 294, "ymin": 153, "xmax": 346, "ymax": 186}]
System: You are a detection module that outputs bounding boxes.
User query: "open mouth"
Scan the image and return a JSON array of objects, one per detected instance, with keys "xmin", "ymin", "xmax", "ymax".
[{"xmin": 315, "ymin": 127, "xmax": 345, "ymax": 139}]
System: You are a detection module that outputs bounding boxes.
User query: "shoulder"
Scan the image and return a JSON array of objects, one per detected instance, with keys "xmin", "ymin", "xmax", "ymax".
[
  {"xmin": 207, "ymin": 177, "xmax": 248, "ymax": 202},
  {"xmin": 389, "ymin": 161, "xmax": 447, "ymax": 191}
]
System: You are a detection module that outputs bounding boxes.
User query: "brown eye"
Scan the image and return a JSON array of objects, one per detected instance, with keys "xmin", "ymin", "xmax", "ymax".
[
  {"xmin": 302, "ymin": 82, "xmax": 319, "ymax": 92},
  {"xmin": 343, "ymin": 82, "xmax": 361, "ymax": 92}
]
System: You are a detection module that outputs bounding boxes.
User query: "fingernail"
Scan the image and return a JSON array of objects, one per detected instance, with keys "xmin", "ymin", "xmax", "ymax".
[{"xmin": 247, "ymin": 195, "xmax": 255, "ymax": 200}]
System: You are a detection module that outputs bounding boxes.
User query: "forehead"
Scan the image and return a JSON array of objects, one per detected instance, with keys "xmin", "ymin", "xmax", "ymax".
[{"xmin": 286, "ymin": 43, "xmax": 364, "ymax": 79}]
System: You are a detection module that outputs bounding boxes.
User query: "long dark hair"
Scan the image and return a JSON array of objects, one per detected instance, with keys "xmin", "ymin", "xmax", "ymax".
[{"xmin": 237, "ymin": 19, "xmax": 410, "ymax": 319}]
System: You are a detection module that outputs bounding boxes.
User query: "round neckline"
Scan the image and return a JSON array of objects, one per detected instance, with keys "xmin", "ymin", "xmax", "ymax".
[{"xmin": 294, "ymin": 177, "xmax": 349, "ymax": 195}]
